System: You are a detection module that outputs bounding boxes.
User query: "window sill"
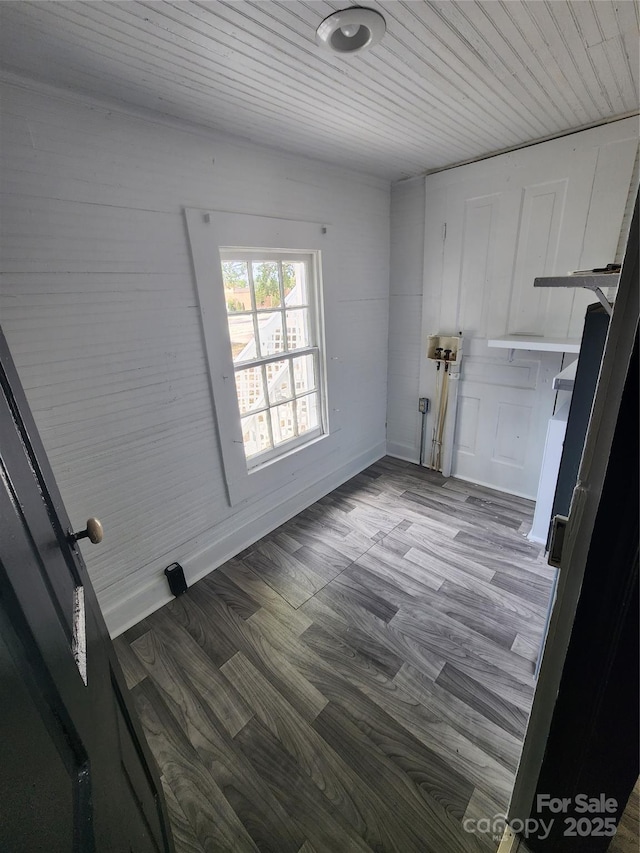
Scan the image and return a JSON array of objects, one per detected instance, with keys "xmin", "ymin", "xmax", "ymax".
[
  {"xmin": 247, "ymin": 428, "xmax": 325, "ymax": 474},
  {"xmin": 226, "ymin": 428, "xmax": 331, "ymax": 506}
]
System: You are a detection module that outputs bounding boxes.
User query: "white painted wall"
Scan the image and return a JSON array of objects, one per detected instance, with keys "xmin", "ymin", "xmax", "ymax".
[
  {"xmin": 386, "ymin": 178, "xmax": 425, "ymax": 463},
  {"xmin": 387, "ymin": 119, "xmax": 638, "ymax": 497},
  {"xmin": 0, "ymin": 76, "xmax": 390, "ymax": 636}
]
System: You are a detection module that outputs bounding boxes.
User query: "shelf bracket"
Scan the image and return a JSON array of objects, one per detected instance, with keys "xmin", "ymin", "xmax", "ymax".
[
  {"xmin": 592, "ymin": 287, "xmax": 614, "ymax": 317},
  {"xmin": 533, "ymin": 271, "xmax": 618, "ymax": 319}
]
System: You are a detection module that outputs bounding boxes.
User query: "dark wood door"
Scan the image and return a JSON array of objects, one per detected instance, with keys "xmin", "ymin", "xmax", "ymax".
[
  {"xmin": 0, "ymin": 329, "xmax": 174, "ymax": 853},
  {"xmin": 526, "ymin": 197, "xmax": 639, "ymax": 851}
]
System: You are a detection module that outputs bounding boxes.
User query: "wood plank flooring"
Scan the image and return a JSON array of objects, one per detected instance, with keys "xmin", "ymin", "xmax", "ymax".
[
  {"xmin": 608, "ymin": 777, "xmax": 639, "ymax": 852},
  {"xmin": 115, "ymin": 457, "xmax": 555, "ymax": 853}
]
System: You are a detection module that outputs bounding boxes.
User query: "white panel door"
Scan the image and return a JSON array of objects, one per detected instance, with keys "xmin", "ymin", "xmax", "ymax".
[
  {"xmin": 420, "ymin": 119, "xmax": 637, "ymax": 498},
  {"xmin": 453, "ymin": 341, "xmax": 562, "ymax": 497},
  {"xmin": 507, "ymin": 178, "xmax": 572, "ymax": 336}
]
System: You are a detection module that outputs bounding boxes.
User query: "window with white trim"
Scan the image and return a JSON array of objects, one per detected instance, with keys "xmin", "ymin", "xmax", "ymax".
[
  {"xmin": 220, "ymin": 250, "xmax": 324, "ymax": 467},
  {"xmin": 185, "ymin": 209, "xmax": 330, "ymax": 506}
]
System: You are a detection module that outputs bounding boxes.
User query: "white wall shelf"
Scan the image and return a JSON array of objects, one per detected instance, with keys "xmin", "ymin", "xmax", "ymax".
[
  {"xmin": 553, "ymin": 360, "xmax": 577, "ymax": 391},
  {"xmin": 488, "ymin": 335, "xmax": 581, "ymax": 353},
  {"xmin": 533, "ymin": 273, "xmax": 620, "ymax": 289}
]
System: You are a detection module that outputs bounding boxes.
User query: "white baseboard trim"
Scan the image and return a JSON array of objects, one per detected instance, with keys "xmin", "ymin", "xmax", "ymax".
[
  {"xmin": 382, "ymin": 450, "xmax": 537, "ymax": 503},
  {"xmin": 105, "ymin": 441, "xmax": 386, "ymax": 637},
  {"xmin": 386, "ymin": 443, "xmax": 420, "ymax": 465},
  {"xmin": 451, "ymin": 472, "xmax": 536, "ymax": 501},
  {"xmin": 527, "ymin": 530, "xmax": 546, "ymax": 544}
]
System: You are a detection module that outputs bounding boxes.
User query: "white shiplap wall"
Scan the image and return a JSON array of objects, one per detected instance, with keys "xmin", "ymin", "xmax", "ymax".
[
  {"xmin": 386, "ymin": 178, "xmax": 424, "ymax": 462},
  {"xmin": 387, "ymin": 119, "xmax": 638, "ymax": 491},
  {"xmin": 0, "ymin": 78, "xmax": 390, "ymax": 636}
]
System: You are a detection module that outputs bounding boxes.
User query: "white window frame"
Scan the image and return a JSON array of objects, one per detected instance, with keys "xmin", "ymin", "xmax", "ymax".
[
  {"xmin": 219, "ymin": 248, "xmax": 324, "ymax": 468},
  {"xmin": 185, "ymin": 209, "xmax": 330, "ymax": 506}
]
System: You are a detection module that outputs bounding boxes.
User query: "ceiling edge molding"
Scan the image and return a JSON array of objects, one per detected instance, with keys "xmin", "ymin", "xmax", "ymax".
[{"xmin": 421, "ymin": 111, "xmax": 640, "ymax": 179}]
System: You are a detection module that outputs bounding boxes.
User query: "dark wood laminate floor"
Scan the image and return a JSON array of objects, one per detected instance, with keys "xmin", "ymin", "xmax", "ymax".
[{"xmin": 115, "ymin": 457, "xmax": 555, "ymax": 853}]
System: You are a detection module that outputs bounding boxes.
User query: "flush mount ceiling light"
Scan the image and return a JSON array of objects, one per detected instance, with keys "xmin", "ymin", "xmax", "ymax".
[{"xmin": 315, "ymin": 7, "xmax": 386, "ymax": 55}]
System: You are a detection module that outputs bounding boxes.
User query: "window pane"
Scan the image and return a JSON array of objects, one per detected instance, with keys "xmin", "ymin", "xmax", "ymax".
[
  {"xmin": 257, "ymin": 312, "xmax": 285, "ymax": 356},
  {"xmin": 265, "ymin": 360, "xmax": 292, "ymax": 404},
  {"xmin": 226, "ymin": 314, "xmax": 257, "ymax": 362},
  {"xmin": 283, "ymin": 262, "xmax": 307, "ymax": 306},
  {"xmin": 271, "ymin": 402, "xmax": 296, "ymax": 446},
  {"xmin": 293, "ymin": 354, "xmax": 316, "ymax": 395},
  {"xmin": 235, "ymin": 367, "xmax": 265, "ymax": 414},
  {"xmin": 242, "ymin": 412, "xmax": 271, "ymax": 458},
  {"xmin": 252, "ymin": 261, "xmax": 281, "ymax": 309},
  {"xmin": 222, "ymin": 261, "xmax": 251, "ymax": 313},
  {"xmin": 285, "ymin": 309, "xmax": 309, "ymax": 351},
  {"xmin": 296, "ymin": 393, "xmax": 319, "ymax": 434}
]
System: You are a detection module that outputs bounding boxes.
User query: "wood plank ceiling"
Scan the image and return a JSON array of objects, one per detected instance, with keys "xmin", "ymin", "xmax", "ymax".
[{"xmin": 0, "ymin": 1, "xmax": 638, "ymax": 180}]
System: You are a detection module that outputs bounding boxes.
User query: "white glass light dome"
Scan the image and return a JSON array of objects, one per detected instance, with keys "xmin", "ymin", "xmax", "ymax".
[{"xmin": 315, "ymin": 7, "xmax": 386, "ymax": 55}]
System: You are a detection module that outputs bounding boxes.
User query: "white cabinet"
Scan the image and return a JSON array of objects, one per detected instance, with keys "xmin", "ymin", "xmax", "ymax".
[{"xmin": 529, "ymin": 401, "xmax": 570, "ymax": 544}]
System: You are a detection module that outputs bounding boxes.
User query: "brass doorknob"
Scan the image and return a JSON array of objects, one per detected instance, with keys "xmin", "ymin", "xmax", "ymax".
[{"xmin": 73, "ymin": 518, "xmax": 104, "ymax": 544}]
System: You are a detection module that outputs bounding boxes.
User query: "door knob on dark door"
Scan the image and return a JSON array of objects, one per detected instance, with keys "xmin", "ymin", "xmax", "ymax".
[{"xmin": 72, "ymin": 518, "xmax": 104, "ymax": 544}]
